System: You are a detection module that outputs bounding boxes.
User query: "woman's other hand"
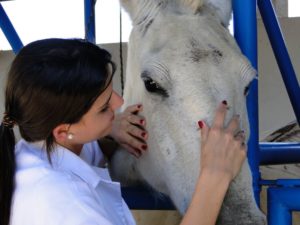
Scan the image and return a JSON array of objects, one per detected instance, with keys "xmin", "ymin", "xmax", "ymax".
[
  {"xmin": 199, "ymin": 101, "xmax": 247, "ymax": 181},
  {"xmin": 110, "ymin": 104, "xmax": 148, "ymax": 158},
  {"xmin": 181, "ymin": 101, "xmax": 247, "ymax": 225}
]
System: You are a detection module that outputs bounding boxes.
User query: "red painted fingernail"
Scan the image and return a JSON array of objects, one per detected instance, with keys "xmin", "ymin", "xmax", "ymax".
[
  {"xmin": 198, "ymin": 120, "xmax": 204, "ymax": 129},
  {"xmin": 141, "ymin": 145, "xmax": 148, "ymax": 150},
  {"xmin": 137, "ymin": 104, "xmax": 142, "ymax": 109},
  {"xmin": 134, "ymin": 149, "xmax": 142, "ymax": 157},
  {"xmin": 222, "ymin": 100, "xmax": 227, "ymax": 105},
  {"xmin": 141, "ymin": 132, "xmax": 147, "ymax": 138},
  {"xmin": 140, "ymin": 119, "xmax": 145, "ymax": 125}
]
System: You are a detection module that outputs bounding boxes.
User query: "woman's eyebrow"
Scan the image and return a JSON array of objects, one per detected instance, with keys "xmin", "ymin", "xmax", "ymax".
[{"xmin": 99, "ymin": 91, "xmax": 113, "ymax": 110}]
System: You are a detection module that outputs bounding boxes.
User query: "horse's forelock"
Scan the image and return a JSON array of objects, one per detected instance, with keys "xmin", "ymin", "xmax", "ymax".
[{"xmin": 120, "ymin": 0, "xmax": 205, "ymax": 20}]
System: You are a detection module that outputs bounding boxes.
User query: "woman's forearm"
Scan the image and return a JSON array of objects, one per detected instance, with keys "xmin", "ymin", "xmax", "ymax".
[{"xmin": 180, "ymin": 170, "xmax": 231, "ymax": 225}]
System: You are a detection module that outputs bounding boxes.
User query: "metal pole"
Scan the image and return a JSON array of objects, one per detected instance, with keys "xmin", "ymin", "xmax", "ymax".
[
  {"xmin": 260, "ymin": 142, "xmax": 300, "ymax": 165},
  {"xmin": 268, "ymin": 187, "xmax": 300, "ymax": 225},
  {"xmin": 0, "ymin": 3, "xmax": 23, "ymax": 53},
  {"xmin": 233, "ymin": 0, "xmax": 261, "ymax": 205},
  {"xmin": 84, "ymin": 0, "xmax": 96, "ymax": 43}
]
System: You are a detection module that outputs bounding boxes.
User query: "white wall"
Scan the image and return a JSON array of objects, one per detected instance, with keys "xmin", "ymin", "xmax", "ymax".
[
  {"xmin": 258, "ymin": 17, "xmax": 300, "ymax": 139},
  {"xmin": 0, "ymin": 17, "xmax": 299, "ymax": 140}
]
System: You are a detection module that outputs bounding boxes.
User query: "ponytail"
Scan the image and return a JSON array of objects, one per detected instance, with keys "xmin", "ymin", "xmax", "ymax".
[{"xmin": 0, "ymin": 122, "xmax": 16, "ymax": 225}]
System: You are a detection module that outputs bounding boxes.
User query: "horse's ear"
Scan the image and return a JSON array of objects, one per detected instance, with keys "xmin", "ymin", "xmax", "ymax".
[
  {"xmin": 119, "ymin": 0, "xmax": 138, "ymax": 19},
  {"xmin": 181, "ymin": 0, "xmax": 205, "ymax": 12},
  {"xmin": 181, "ymin": 0, "xmax": 232, "ymax": 27},
  {"xmin": 203, "ymin": 0, "xmax": 232, "ymax": 27}
]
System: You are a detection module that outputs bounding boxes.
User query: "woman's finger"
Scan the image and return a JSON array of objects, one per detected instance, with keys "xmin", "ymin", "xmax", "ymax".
[
  {"xmin": 124, "ymin": 104, "xmax": 143, "ymax": 114},
  {"xmin": 198, "ymin": 120, "xmax": 209, "ymax": 143},
  {"xmin": 212, "ymin": 101, "xmax": 228, "ymax": 129},
  {"xmin": 120, "ymin": 132, "xmax": 148, "ymax": 152},
  {"xmin": 121, "ymin": 143, "xmax": 141, "ymax": 158},
  {"xmin": 234, "ymin": 130, "xmax": 246, "ymax": 146},
  {"xmin": 127, "ymin": 114, "xmax": 146, "ymax": 127},
  {"xmin": 127, "ymin": 124, "xmax": 148, "ymax": 141},
  {"xmin": 225, "ymin": 115, "xmax": 240, "ymax": 134}
]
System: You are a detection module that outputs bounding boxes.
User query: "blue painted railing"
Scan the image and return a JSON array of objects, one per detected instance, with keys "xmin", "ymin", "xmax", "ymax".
[
  {"xmin": 268, "ymin": 186, "xmax": 300, "ymax": 225},
  {"xmin": 84, "ymin": 0, "xmax": 96, "ymax": 44},
  {"xmin": 234, "ymin": 0, "xmax": 300, "ymax": 224},
  {"xmin": 0, "ymin": 3, "xmax": 23, "ymax": 53},
  {"xmin": 260, "ymin": 143, "xmax": 300, "ymax": 165},
  {"xmin": 233, "ymin": 0, "xmax": 261, "ymax": 205}
]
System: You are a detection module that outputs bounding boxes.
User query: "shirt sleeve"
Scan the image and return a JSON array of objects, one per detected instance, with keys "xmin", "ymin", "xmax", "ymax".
[{"xmin": 80, "ymin": 141, "xmax": 106, "ymax": 167}]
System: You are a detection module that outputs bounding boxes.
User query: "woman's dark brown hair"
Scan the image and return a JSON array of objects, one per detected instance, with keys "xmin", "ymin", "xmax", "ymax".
[{"xmin": 0, "ymin": 38, "xmax": 115, "ymax": 225}]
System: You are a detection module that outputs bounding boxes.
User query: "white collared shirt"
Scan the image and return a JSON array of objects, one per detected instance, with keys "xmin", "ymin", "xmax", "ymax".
[{"xmin": 11, "ymin": 139, "xmax": 136, "ymax": 225}]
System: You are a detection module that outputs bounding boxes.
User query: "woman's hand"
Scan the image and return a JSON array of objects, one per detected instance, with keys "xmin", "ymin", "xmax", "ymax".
[
  {"xmin": 110, "ymin": 104, "xmax": 148, "ymax": 158},
  {"xmin": 199, "ymin": 101, "xmax": 247, "ymax": 181},
  {"xmin": 181, "ymin": 101, "xmax": 247, "ymax": 225}
]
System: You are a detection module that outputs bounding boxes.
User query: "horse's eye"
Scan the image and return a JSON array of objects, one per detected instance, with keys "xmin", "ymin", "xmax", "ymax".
[
  {"xmin": 244, "ymin": 85, "xmax": 250, "ymax": 96},
  {"xmin": 143, "ymin": 78, "xmax": 168, "ymax": 97}
]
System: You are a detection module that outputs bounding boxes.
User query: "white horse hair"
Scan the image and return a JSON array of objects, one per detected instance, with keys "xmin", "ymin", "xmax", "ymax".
[{"xmin": 110, "ymin": 0, "xmax": 266, "ymax": 224}]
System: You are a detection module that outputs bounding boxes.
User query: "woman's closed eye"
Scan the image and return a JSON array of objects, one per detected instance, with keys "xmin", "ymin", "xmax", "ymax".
[{"xmin": 99, "ymin": 104, "xmax": 109, "ymax": 113}]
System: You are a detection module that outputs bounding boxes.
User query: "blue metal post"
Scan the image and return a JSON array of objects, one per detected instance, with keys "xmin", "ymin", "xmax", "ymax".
[
  {"xmin": 258, "ymin": 0, "xmax": 300, "ymax": 124},
  {"xmin": 84, "ymin": 0, "xmax": 96, "ymax": 43},
  {"xmin": 268, "ymin": 187, "xmax": 300, "ymax": 225},
  {"xmin": 260, "ymin": 142, "xmax": 300, "ymax": 165},
  {"xmin": 0, "ymin": 3, "xmax": 23, "ymax": 53},
  {"xmin": 233, "ymin": 0, "xmax": 261, "ymax": 205}
]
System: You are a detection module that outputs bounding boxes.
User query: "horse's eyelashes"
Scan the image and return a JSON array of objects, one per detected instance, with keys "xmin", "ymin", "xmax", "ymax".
[
  {"xmin": 143, "ymin": 78, "xmax": 169, "ymax": 97},
  {"xmin": 244, "ymin": 85, "xmax": 250, "ymax": 96}
]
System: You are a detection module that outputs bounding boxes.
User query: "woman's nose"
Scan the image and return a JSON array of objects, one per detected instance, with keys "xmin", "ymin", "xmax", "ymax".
[{"xmin": 111, "ymin": 91, "xmax": 124, "ymax": 110}]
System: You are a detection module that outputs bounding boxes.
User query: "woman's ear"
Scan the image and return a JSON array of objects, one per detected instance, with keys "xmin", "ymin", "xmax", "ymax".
[{"xmin": 52, "ymin": 124, "xmax": 69, "ymax": 143}]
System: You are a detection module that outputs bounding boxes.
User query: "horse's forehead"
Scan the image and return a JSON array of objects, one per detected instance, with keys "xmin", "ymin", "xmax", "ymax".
[
  {"xmin": 138, "ymin": 18, "xmax": 240, "ymax": 71},
  {"xmin": 137, "ymin": 15, "xmax": 238, "ymax": 65},
  {"xmin": 145, "ymin": 14, "xmax": 224, "ymax": 43},
  {"xmin": 129, "ymin": 11, "xmax": 254, "ymax": 93}
]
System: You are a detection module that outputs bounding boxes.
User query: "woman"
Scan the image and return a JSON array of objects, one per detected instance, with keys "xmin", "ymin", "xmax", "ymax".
[{"xmin": 0, "ymin": 38, "xmax": 246, "ymax": 225}]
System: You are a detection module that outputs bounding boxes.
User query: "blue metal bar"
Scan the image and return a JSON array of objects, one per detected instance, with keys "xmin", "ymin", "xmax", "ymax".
[
  {"xmin": 259, "ymin": 179, "xmax": 277, "ymax": 186},
  {"xmin": 233, "ymin": 0, "xmax": 261, "ymax": 206},
  {"xmin": 84, "ymin": 0, "xmax": 96, "ymax": 43},
  {"xmin": 268, "ymin": 187, "xmax": 300, "ymax": 225},
  {"xmin": 258, "ymin": 0, "xmax": 300, "ymax": 124},
  {"xmin": 259, "ymin": 142, "xmax": 300, "ymax": 165},
  {"xmin": 0, "ymin": 3, "xmax": 23, "ymax": 53},
  {"xmin": 276, "ymin": 179, "xmax": 300, "ymax": 187},
  {"xmin": 260, "ymin": 143, "xmax": 300, "ymax": 165},
  {"xmin": 121, "ymin": 186, "xmax": 175, "ymax": 210}
]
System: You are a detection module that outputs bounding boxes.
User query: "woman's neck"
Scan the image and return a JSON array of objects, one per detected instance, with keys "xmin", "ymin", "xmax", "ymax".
[{"xmin": 56, "ymin": 141, "xmax": 83, "ymax": 155}]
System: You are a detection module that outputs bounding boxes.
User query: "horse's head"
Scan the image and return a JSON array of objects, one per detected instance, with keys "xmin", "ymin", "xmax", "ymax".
[
  {"xmin": 116, "ymin": 0, "xmax": 264, "ymax": 223},
  {"xmin": 122, "ymin": 0, "xmax": 255, "ymax": 142}
]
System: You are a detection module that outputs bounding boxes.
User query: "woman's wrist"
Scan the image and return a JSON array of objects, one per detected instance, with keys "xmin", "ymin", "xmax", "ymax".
[
  {"xmin": 198, "ymin": 168, "xmax": 231, "ymax": 190},
  {"xmin": 181, "ymin": 167, "xmax": 231, "ymax": 225}
]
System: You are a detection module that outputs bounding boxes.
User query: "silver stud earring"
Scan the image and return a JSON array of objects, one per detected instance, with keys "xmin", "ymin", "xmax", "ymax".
[{"xmin": 67, "ymin": 133, "xmax": 74, "ymax": 140}]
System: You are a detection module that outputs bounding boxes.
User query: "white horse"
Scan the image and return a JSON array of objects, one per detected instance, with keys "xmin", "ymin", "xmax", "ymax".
[{"xmin": 110, "ymin": 0, "xmax": 266, "ymax": 224}]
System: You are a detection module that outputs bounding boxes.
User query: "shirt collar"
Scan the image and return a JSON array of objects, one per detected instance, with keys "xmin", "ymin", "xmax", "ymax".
[{"xmin": 23, "ymin": 140, "xmax": 103, "ymax": 188}]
